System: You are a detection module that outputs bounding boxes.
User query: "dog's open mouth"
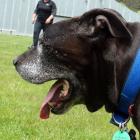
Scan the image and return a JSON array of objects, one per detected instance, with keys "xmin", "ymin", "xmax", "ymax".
[{"xmin": 40, "ymin": 79, "xmax": 70, "ymax": 119}]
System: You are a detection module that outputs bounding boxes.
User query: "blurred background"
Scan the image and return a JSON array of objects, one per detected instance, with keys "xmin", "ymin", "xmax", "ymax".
[
  {"xmin": 0, "ymin": 0, "xmax": 140, "ymax": 36},
  {"xmin": 0, "ymin": 0, "xmax": 140, "ymax": 140}
]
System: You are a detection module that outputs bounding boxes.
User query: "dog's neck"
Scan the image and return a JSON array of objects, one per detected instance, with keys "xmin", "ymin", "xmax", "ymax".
[
  {"xmin": 102, "ymin": 37, "xmax": 139, "ymax": 113},
  {"xmin": 85, "ymin": 37, "xmax": 138, "ymax": 113}
]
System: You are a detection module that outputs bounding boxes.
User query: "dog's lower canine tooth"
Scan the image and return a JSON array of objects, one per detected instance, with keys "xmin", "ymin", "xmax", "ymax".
[
  {"xmin": 63, "ymin": 80, "xmax": 69, "ymax": 90},
  {"xmin": 60, "ymin": 90, "xmax": 67, "ymax": 97},
  {"xmin": 48, "ymin": 102, "xmax": 55, "ymax": 107}
]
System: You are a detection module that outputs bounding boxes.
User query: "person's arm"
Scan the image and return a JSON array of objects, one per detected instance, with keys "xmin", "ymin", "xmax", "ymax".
[
  {"xmin": 32, "ymin": 2, "xmax": 39, "ymax": 24},
  {"xmin": 51, "ymin": 1, "xmax": 57, "ymax": 16},
  {"xmin": 45, "ymin": 15, "xmax": 54, "ymax": 24},
  {"xmin": 32, "ymin": 13, "xmax": 37, "ymax": 24},
  {"xmin": 45, "ymin": 1, "xmax": 57, "ymax": 24}
]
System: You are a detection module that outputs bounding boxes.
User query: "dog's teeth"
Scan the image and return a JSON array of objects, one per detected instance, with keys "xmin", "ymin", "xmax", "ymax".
[
  {"xmin": 59, "ymin": 80, "xmax": 69, "ymax": 98},
  {"xmin": 48, "ymin": 102, "xmax": 55, "ymax": 107},
  {"xmin": 63, "ymin": 80, "xmax": 69, "ymax": 90},
  {"xmin": 59, "ymin": 90, "xmax": 67, "ymax": 97}
]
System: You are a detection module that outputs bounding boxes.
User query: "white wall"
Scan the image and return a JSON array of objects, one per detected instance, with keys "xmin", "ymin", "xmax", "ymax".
[{"xmin": 0, "ymin": 0, "xmax": 140, "ymax": 36}]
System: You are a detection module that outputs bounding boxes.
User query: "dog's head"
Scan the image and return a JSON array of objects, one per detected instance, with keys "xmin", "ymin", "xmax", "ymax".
[{"xmin": 14, "ymin": 8, "xmax": 133, "ymax": 119}]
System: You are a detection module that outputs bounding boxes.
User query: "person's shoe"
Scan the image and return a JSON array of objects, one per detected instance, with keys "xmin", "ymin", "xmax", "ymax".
[{"xmin": 28, "ymin": 45, "xmax": 36, "ymax": 49}]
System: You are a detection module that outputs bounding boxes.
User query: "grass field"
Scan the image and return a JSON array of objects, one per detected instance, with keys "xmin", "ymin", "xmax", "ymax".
[{"xmin": 0, "ymin": 34, "xmax": 138, "ymax": 140}]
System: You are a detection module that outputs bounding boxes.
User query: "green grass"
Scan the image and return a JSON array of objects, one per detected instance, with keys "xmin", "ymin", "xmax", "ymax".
[{"xmin": 0, "ymin": 34, "xmax": 138, "ymax": 140}]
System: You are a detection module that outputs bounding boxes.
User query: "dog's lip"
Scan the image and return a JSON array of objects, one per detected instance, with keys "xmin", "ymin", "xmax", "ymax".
[{"xmin": 40, "ymin": 79, "xmax": 70, "ymax": 119}]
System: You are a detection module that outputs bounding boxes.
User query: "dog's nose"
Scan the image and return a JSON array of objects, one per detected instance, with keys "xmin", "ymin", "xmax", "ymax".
[{"xmin": 13, "ymin": 57, "xmax": 19, "ymax": 65}]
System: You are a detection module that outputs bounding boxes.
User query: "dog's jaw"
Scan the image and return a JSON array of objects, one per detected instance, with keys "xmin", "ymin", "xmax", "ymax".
[{"xmin": 14, "ymin": 47, "xmax": 86, "ymax": 117}]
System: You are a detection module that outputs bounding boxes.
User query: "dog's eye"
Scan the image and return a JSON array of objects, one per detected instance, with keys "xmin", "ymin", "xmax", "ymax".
[
  {"xmin": 45, "ymin": 44, "xmax": 51, "ymax": 48},
  {"xmin": 42, "ymin": 41, "xmax": 52, "ymax": 48},
  {"xmin": 63, "ymin": 53, "xmax": 68, "ymax": 57},
  {"xmin": 54, "ymin": 50, "xmax": 58, "ymax": 54}
]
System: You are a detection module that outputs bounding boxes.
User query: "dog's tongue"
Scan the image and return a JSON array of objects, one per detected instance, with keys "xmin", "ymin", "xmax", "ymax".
[{"xmin": 40, "ymin": 81, "xmax": 63, "ymax": 119}]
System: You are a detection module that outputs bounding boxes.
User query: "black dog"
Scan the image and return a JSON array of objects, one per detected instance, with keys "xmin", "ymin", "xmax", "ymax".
[{"xmin": 14, "ymin": 8, "xmax": 140, "ymax": 139}]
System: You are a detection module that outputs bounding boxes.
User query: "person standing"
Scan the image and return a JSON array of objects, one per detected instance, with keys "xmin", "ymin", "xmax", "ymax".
[{"xmin": 32, "ymin": 0, "xmax": 57, "ymax": 47}]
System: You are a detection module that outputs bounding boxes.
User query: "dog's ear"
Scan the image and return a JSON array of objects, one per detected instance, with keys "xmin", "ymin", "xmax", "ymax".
[
  {"xmin": 79, "ymin": 8, "xmax": 133, "ymax": 40},
  {"xmin": 95, "ymin": 15, "xmax": 132, "ymax": 39}
]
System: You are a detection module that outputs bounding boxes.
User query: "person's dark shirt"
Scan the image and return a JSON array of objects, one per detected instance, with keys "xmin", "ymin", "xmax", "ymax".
[{"xmin": 34, "ymin": 0, "xmax": 57, "ymax": 23}]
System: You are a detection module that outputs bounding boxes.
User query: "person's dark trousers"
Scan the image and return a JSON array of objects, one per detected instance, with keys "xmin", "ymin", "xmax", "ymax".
[{"xmin": 33, "ymin": 20, "xmax": 47, "ymax": 47}]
